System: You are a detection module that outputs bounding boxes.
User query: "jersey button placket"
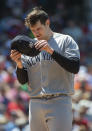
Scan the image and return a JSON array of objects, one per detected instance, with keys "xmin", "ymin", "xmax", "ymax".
[{"xmin": 41, "ymin": 62, "xmax": 48, "ymax": 89}]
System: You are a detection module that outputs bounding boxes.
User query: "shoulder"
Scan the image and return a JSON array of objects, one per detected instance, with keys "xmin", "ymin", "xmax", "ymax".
[
  {"xmin": 53, "ymin": 32, "xmax": 73, "ymax": 41},
  {"xmin": 55, "ymin": 33, "xmax": 79, "ymax": 50},
  {"xmin": 57, "ymin": 33, "xmax": 77, "ymax": 45},
  {"xmin": 53, "ymin": 33, "xmax": 77, "ymax": 46}
]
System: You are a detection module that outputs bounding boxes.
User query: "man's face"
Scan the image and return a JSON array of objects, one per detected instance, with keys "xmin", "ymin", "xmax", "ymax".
[{"xmin": 30, "ymin": 20, "xmax": 49, "ymax": 40}]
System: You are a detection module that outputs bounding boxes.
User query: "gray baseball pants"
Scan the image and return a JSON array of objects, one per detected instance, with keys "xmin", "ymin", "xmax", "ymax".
[{"xmin": 29, "ymin": 95, "xmax": 73, "ymax": 131}]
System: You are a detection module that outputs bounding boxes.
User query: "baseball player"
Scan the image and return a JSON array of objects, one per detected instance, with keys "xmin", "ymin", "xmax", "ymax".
[{"xmin": 10, "ymin": 7, "xmax": 80, "ymax": 131}]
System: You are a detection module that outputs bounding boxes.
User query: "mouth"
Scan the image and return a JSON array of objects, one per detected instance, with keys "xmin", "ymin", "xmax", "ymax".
[
  {"xmin": 36, "ymin": 35, "xmax": 40, "ymax": 38},
  {"xmin": 36, "ymin": 35, "xmax": 41, "ymax": 39}
]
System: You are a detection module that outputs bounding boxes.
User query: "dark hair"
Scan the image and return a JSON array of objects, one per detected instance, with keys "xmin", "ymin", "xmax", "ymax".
[{"xmin": 25, "ymin": 7, "xmax": 49, "ymax": 27}]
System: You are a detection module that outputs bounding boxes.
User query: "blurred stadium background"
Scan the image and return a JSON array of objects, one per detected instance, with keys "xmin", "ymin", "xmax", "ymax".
[{"xmin": 0, "ymin": 0, "xmax": 92, "ymax": 131}]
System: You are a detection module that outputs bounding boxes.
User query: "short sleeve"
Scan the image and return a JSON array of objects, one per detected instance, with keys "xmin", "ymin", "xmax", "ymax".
[{"xmin": 64, "ymin": 35, "xmax": 80, "ymax": 59}]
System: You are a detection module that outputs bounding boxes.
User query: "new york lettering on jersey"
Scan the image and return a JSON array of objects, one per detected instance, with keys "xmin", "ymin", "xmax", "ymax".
[{"xmin": 22, "ymin": 51, "xmax": 54, "ymax": 67}]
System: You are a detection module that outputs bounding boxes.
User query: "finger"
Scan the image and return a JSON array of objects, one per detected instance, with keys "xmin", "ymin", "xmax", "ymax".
[
  {"xmin": 36, "ymin": 44, "xmax": 47, "ymax": 50},
  {"xmin": 11, "ymin": 50, "xmax": 18, "ymax": 53},
  {"xmin": 35, "ymin": 41, "xmax": 47, "ymax": 49},
  {"xmin": 15, "ymin": 57, "xmax": 21, "ymax": 62},
  {"xmin": 35, "ymin": 40, "xmax": 46, "ymax": 47},
  {"xmin": 10, "ymin": 53, "xmax": 21, "ymax": 60},
  {"xmin": 34, "ymin": 41, "xmax": 40, "ymax": 46},
  {"xmin": 34, "ymin": 40, "xmax": 45, "ymax": 46},
  {"xmin": 36, "ymin": 43, "xmax": 45, "ymax": 49},
  {"xmin": 11, "ymin": 56, "xmax": 21, "ymax": 62},
  {"xmin": 38, "ymin": 43, "xmax": 47, "ymax": 50},
  {"xmin": 12, "ymin": 51, "xmax": 21, "ymax": 56},
  {"xmin": 11, "ymin": 51, "xmax": 21, "ymax": 57},
  {"xmin": 35, "ymin": 42, "xmax": 41, "ymax": 48},
  {"xmin": 11, "ymin": 50, "xmax": 21, "ymax": 55},
  {"xmin": 39, "ymin": 44, "xmax": 47, "ymax": 51}
]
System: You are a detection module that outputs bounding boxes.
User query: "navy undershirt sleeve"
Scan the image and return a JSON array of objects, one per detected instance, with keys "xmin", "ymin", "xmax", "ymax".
[
  {"xmin": 16, "ymin": 67, "xmax": 28, "ymax": 84},
  {"xmin": 51, "ymin": 50, "xmax": 80, "ymax": 74}
]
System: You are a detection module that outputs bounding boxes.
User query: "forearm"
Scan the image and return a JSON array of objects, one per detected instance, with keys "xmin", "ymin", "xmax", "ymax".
[
  {"xmin": 16, "ymin": 67, "xmax": 28, "ymax": 84},
  {"xmin": 51, "ymin": 51, "xmax": 80, "ymax": 74}
]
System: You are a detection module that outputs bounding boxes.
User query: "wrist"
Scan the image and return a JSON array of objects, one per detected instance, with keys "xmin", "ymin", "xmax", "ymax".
[
  {"xmin": 48, "ymin": 48, "xmax": 54, "ymax": 55},
  {"xmin": 17, "ymin": 62, "xmax": 23, "ymax": 69}
]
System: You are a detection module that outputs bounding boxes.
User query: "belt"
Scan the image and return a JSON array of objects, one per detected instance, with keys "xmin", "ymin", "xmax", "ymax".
[{"xmin": 30, "ymin": 94, "xmax": 67, "ymax": 100}]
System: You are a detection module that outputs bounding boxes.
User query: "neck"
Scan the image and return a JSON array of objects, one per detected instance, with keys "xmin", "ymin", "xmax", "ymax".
[{"xmin": 45, "ymin": 29, "xmax": 54, "ymax": 41}]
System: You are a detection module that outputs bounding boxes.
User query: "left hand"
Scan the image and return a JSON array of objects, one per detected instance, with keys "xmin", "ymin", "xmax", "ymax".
[{"xmin": 35, "ymin": 40, "xmax": 54, "ymax": 54}]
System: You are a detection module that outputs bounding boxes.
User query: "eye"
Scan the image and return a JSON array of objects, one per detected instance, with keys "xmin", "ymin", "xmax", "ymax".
[
  {"xmin": 31, "ymin": 30, "xmax": 35, "ymax": 33},
  {"xmin": 37, "ymin": 28, "xmax": 41, "ymax": 31}
]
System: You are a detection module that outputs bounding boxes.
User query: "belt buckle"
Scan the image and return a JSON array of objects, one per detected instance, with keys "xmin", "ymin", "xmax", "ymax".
[
  {"xmin": 55, "ymin": 94, "xmax": 59, "ymax": 97},
  {"xmin": 41, "ymin": 94, "xmax": 59, "ymax": 100},
  {"xmin": 47, "ymin": 95, "xmax": 52, "ymax": 99},
  {"xmin": 42, "ymin": 95, "xmax": 51, "ymax": 99},
  {"xmin": 41, "ymin": 95, "xmax": 47, "ymax": 99}
]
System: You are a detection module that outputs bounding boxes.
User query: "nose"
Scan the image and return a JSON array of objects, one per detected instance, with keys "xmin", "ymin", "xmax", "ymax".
[{"xmin": 33, "ymin": 30, "xmax": 39, "ymax": 35}]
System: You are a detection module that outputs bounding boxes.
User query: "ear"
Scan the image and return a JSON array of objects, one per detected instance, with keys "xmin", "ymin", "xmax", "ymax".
[{"xmin": 45, "ymin": 19, "xmax": 50, "ymax": 26}]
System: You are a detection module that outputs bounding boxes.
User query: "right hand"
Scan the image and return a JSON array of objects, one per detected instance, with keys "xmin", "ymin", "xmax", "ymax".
[{"xmin": 10, "ymin": 50, "xmax": 23, "ymax": 68}]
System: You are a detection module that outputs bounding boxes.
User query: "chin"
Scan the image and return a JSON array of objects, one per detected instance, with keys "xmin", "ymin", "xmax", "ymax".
[{"xmin": 37, "ymin": 37, "xmax": 42, "ymax": 40}]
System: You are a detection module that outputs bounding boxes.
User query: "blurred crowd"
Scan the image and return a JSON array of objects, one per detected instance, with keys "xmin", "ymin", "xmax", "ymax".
[{"xmin": 0, "ymin": 0, "xmax": 92, "ymax": 130}]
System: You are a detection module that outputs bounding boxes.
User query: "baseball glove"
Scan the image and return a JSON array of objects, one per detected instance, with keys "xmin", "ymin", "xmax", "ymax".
[{"xmin": 11, "ymin": 35, "xmax": 40, "ymax": 57}]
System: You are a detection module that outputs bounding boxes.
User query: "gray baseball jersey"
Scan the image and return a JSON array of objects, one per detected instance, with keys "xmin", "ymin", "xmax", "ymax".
[{"xmin": 21, "ymin": 32, "xmax": 80, "ymax": 97}]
